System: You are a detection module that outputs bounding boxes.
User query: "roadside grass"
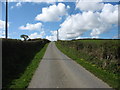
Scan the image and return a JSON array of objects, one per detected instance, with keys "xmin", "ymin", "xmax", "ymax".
[
  {"xmin": 9, "ymin": 43, "xmax": 49, "ymax": 88},
  {"xmin": 56, "ymin": 42, "xmax": 119, "ymax": 89}
]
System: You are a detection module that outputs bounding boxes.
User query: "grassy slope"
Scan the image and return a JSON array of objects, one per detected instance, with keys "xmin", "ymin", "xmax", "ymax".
[
  {"xmin": 56, "ymin": 42, "xmax": 119, "ymax": 89},
  {"xmin": 9, "ymin": 43, "xmax": 49, "ymax": 88}
]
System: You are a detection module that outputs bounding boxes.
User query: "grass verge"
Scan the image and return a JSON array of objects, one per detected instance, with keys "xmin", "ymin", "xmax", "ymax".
[
  {"xmin": 9, "ymin": 43, "xmax": 49, "ymax": 88},
  {"xmin": 56, "ymin": 42, "xmax": 119, "ymax": 89}
]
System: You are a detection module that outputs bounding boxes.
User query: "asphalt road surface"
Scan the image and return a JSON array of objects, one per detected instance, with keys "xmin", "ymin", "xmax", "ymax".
[{"xmin": 28, "ymin": 42, "xmax": 110, "ymax": 88}]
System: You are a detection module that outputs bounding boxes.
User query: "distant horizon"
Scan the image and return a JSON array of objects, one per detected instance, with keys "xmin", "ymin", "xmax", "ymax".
[{"xmin": 1, "ymin": 37, "xmax": 120, "ymax": 41}]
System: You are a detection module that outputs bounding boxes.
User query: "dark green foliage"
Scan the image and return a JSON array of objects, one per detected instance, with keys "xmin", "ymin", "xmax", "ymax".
[
  {"xmin": 56, "ymin": 39, "xmax": 120, "ymax": 74},
  {"xmin": 2, "ymin": 38, "xmax": 50, "ymax": 88}
]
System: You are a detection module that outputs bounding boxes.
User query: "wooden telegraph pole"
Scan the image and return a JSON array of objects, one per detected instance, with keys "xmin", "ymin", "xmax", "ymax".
[
  {"xmin": 57, "ymin": 30, "xmax": 59, "ymax": 41},
  {"xmin": 5, "ymin": 0, "xmax": 8, "ymax": 39}
]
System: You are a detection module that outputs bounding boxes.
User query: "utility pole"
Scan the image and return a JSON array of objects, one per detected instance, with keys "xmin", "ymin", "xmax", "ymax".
[
  {"xmin": 57, "ymin": 29, "xmax": 59, "ymax": 41},
  {"xmin": 5, "ymin": 0, "xmax": 8, "ymax": 39}
]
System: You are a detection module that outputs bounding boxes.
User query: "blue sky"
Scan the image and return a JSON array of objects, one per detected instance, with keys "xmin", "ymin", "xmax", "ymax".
[{"xmin": 0, "ymin": 1, "xmax": 119, "ymax": 41}]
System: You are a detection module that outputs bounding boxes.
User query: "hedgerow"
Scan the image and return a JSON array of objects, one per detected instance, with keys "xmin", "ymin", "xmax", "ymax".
[{"xmin": 2, "ymin": 38, "xmax": 50, "ymax": 88}]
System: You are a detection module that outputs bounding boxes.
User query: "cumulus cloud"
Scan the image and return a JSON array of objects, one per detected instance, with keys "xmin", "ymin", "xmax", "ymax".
[
  {"xmin": 56, "ymin": 3, "xmax": 118, "ymax": 40},
  {"xmin": 90, "ymin": 4, "xmax": 118, "ymax": 37},
  {"xmin": 46, "ymin": 30, "xmax": 57, "ymax": 41},
  {"xmin": 29, "ymin": 31, "xmax": 45, "ymax": 39},
  {"xmin": 19, "ymin": 22, "xmax": 43, "ymax": 30},
  {"xmin": 35, "ymin": 3, "xmax": 68, "ymax": 22},
  {"xmin": 58, "ymin": 12, "xmax": 99, "ymax": 39},
  {"xmin": 100, "ymin": 4, "xmax": 118, "ymax": 24},
  {"xmin": 76, "ymin": 0, "xmax": 104, "ymax": 11}
]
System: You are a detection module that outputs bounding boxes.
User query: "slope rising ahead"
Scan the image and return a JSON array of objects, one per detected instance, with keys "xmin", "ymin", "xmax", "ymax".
[{"xmin": 28, "ymin": 42, "xmax": 110, "ymax": 88}]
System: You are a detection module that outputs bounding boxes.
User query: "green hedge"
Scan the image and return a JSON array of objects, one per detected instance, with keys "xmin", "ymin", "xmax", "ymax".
[
  {"xmin": 2, "ymin": 39, "xmax": 50, "ymax": 88},
  {"xmin": 56, "ymin": 39, "xmax": 120, "ymax": 74}
]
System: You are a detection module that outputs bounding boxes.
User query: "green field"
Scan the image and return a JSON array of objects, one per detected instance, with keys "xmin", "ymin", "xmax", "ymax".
[
  {"xmin": 2, "ymin": 38, "xmax": 49, "ymax": 88},
  {"xmin": 56, "ymin": 39, "xmax": 120, "ymax": 89}
]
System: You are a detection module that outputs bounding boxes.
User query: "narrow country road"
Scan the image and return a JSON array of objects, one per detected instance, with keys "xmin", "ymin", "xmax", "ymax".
[{"xmin": 28, "ymin": 42, "xmax": 110, "ymax": 88}]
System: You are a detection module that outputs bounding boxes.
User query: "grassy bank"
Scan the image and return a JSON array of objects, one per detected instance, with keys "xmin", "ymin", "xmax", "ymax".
[
  {"xmin": 2, "ymin": 39, "xmax": 49, "ymax": 88},
  {"xmin": 56, "ymin": 40, "xmax": 120, "ymax": 89},
  {"xmin": 9, "ymin": 43, "xmax": 48, "ymax": 88}
]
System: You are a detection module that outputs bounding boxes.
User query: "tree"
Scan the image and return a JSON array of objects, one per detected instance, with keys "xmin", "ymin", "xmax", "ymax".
[{"xmin": 20, "ymin": 34, "xmax": 29, "ymax": 41}]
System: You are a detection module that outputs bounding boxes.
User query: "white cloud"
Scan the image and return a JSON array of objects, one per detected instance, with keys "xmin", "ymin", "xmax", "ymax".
[
  {"xmin": 29, "ymin": 31, "xmax": 45, "ymax": 39},
  {"xmin": 90, "ymin": 4, "xmax": 118, "ymax": 37},
  {"xmin": 19, "ymin": 22, "xmax": 43, "ymax": 30},
  {"xmin": 1, "ymin": 0, "xmax": 66, "ymax": 2},
  {"xmin": 58, "ymin": 11, "xmax": 99, "ymax": 39},
  {"xmin": 0, "ymin": 30, "xmax": 5, "ymax": 38},
  {"xmin": 46, "ymin": 30, "xmax": 57, "ymax": 41},
  {"xmin": 11, "ymin": 2, "xmax": 22, "ymax": 9},
  {"xmin": 112, "ymin": 34, "xmax": 120, "ymax": 39},
  {"xmin": 56, "ymin": 3, "xmax": 118, "ymax": 40},
  {"xmin": 100, "ymin": 4, "xmax": 118, "ymax": 24},
  {"xmin": 10, "ymin": 0, "xmax": 55, "ymax": 9},
  {"xmin": 3, "ymin": 0, "xmax": 64, "ymax": 2},
  {"xmin": 0, "ymin": 20, "xmax": 9, "ymax": 38},
  {"xmin": 0, "ymin": 20, "xmax": 5, "ymax": 30},
  {"xmin": 16, "ymin": 2, "xmax": 22, "ymax": 7},
  {"xmin": 76, "ymin": 0, "xmax": 104, "ymax": 11},
  {"xmin": 35, "ymin": 3, "xmax": 68, "ymax": 22},
  {"xmin": 67, "ymin": 5, "xmax": 70, "ymax": 9},
  {"xmin": 2, "ymin": 0, "xmax": 119, "ymax": 2},
  {"xmin": 11, "ymin": 6, "xmax": 14, "ymax": 9}
]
